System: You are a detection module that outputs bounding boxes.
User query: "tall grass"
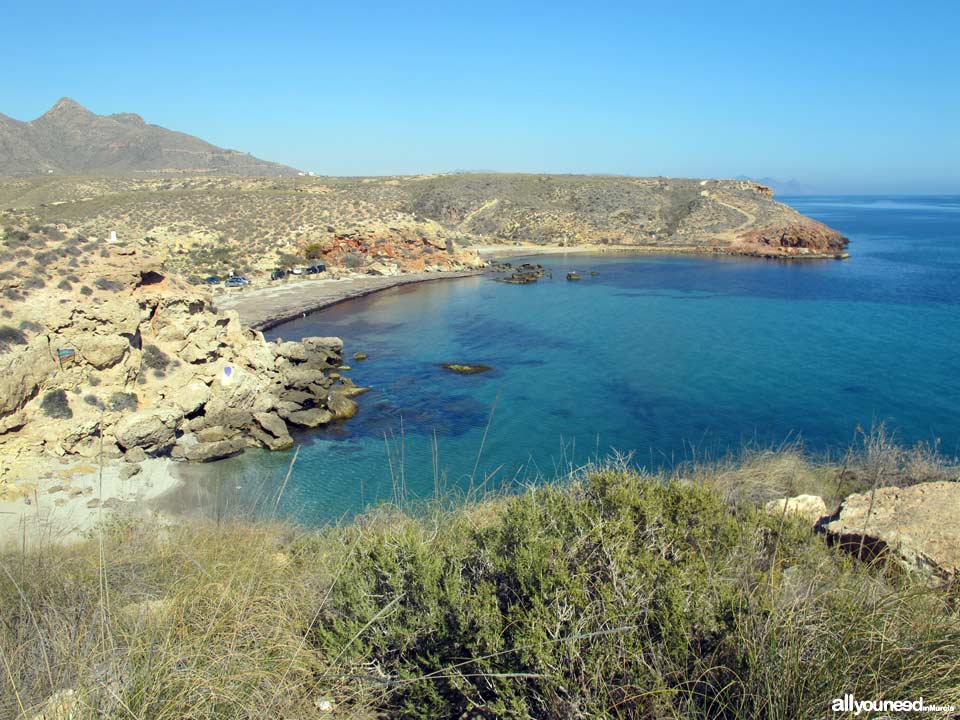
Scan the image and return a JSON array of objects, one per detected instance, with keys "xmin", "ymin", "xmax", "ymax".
[{"xmin": 1, "ymin": 438, "xmax": 958, "ymax": 719}]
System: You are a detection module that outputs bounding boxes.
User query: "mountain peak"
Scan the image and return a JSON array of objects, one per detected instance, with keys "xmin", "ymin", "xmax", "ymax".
[
  {"xmin": 42, "ymin": 97, "xmax": 93, "ymax": 119},
  {"xmin": 1, "ymin": 98, "xmax": 301, "ymax": 176}
]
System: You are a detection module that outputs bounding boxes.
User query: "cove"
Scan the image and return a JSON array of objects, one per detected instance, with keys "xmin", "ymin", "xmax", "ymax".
[{"xmin": 178, "ymin": 196, "xmax": 960, "ymax": 524}]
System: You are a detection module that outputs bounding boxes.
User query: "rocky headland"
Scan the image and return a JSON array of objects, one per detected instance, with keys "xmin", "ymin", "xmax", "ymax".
[{"xmin": 0, "ymin": 223, "xmax": 365, "ymax": 523}]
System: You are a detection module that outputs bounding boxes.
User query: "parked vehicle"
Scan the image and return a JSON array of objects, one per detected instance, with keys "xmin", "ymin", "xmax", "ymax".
[
  {"xmin": 205, "ymin": 276, "xmax": 221, "ymax": 285},
  {"xmin": 290, "ymin": 265, "xmax": 304, "ymax": 275},
  {"xmin": 306, "ymin": 263, "xmax": 326, "ymax": 274},
  {"xmin": 225, "ymin": 276, "xmax": 249, "ymax": 287},
  {"xmin": 270, "ymin": 269, "xmax": 286, "ymax": 280}
]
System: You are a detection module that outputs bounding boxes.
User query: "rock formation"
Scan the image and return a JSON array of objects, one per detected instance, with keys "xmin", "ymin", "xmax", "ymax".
[
  {"xmin": 764, "ymin": 494, "xmax": 828, "ymax": 524},
  {"xmin": 824, "ymin": 482, "xmax": 960, "ymax": 585},
  {"xmin": 0, "ymin": 223, "xmax": 362, "ymax": 481}
]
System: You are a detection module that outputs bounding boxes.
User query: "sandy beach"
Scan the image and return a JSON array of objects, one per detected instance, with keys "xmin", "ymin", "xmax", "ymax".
[
  {"xmin": 213, "ymin": 268, "xmax": 485, "ymax": 330},
  {"xmin": 0, "ymin": 457, "xmax": 183, "ymax": 549}
]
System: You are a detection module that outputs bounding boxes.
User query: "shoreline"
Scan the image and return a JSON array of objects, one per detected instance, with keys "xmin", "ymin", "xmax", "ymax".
[
  {"xmin": 0, "ymin": 457, "xmax": 184, "ymax": 548},
  {"xmin": 473, "ymin": 242, "xmax": 849, "ymax": 262},
  {"xmin": 217, "ymin": 245, "xmax": 848, "ymax": 331},
  {"xmin": 214, "ymin": 268, "xmax": 486, "ymax": 331}
]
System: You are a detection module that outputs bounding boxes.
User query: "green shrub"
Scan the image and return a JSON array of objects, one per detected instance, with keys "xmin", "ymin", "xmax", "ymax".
[{"xmin": 1, "ymin": 463, "xmax": 958, "ymax": 719}]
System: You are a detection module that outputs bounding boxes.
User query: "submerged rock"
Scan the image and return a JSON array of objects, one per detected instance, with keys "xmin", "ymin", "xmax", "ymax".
[{"xmin": 441, "ymin": 363, "xmax": 493, "ymax": 375}]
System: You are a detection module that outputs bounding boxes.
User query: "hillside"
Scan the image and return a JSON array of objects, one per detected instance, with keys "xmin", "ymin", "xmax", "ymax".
[
  {"xmin": 0, "ymin": 98, "xmax": 299, "ymax": 177},
  {"xmin": 0, "ymin": 173, "xmax": 848, "ymax": 280}
]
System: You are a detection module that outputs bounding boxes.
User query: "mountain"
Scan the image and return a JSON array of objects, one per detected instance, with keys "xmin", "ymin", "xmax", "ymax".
[{"xmin": 0, "ymin": 98, "xmax": 300, "ymax": 177}]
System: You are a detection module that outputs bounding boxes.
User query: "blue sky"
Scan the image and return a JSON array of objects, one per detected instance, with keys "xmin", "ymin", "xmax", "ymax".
[{"xmin": 4, "ymin": 1, "xmax": 958, "ymax": 192}]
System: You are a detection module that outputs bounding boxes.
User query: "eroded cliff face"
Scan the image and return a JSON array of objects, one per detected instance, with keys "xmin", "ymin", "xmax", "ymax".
[{"xmin": 0, "ymin": 225, "xmax": 363, "ymax": 481}]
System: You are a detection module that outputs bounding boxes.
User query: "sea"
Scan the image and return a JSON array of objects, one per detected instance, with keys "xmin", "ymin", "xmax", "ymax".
[{"xmin": 176, "ymin": 196, "xmax": 960, "ymax": 524}]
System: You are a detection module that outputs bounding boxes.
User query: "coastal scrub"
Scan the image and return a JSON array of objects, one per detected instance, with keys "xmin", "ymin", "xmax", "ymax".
[{"xmin": 1, "ymin": 451, "xmax": 958, "ymax": 719}]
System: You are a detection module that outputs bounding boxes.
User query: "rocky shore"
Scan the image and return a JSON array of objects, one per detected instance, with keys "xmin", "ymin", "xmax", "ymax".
[{"xmin": 0, "ymin": 226, "xmax": 372, "ymax": 543}]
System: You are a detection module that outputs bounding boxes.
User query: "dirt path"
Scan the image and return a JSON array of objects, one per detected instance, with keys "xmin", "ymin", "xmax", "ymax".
[
  {"xmin": 214, "ymin": 269, "xmax": 485, "ymax": 330},
  {"xmin": 706, "ymin": 193, "xmax": 756, "ymax": 232}
]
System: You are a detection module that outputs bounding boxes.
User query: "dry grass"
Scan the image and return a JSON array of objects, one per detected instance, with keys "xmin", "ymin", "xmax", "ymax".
[{"xmin": 1, "ymin": 441, "xmax": 958, "ymax": 719}]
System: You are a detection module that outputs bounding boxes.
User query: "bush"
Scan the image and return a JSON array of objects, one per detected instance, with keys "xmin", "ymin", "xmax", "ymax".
[
  {"xmin": 0, "ymin": 325, "xmax": 27, "ymax": 352},
  {"xmin": 94, "ymin": 277, "xmax": 122, "ymax": 292},
  {"xmin": 79, "ymin": 285, "xmax": 93, "ymax": 296},
  {"xmin": 1, "ymin": 460, "xmax": 958, "ymax": 719},
  {"xmin": 39, "ymin": 388, "xmax": 72, "ymax": 419},
  {"xmin": 141, "ymin": 344, "xmax": 171, "ymax": 372},
  {"xmin": 83, "ymin": 394, "xmax": 104, "ymax": 409},
  {"xmin": 107, "ymin": 391, "xmax": 138, "ymax": 412}
]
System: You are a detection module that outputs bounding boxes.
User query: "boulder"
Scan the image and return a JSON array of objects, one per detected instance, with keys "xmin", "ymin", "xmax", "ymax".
[
  {"xmin": 167, "ymin": 379, "xmax": 211, "ymax": 415},
  {"xmin": 326, "ymin": 392, "xmax": 359, "ymax": 420},
  {"xmin": 250, "ymin": 425, "xmax": 294, "ymax": 451},
  {"xmin": 114, "ymin": 406, "xmax": 183, "ymax": 452},
  {"xmin": 118, "ymin": 463, "xmax": 141, "ymax": 480},
  {"xmin": 275, "ymin": 341, "xmax": 308, "ymax": 361},
  {"xmin": 280, "ymin": 389, "xmax": 313, "ymax": 405},
  {"xmin": 181, "ymin": 341, "xmax": 215, "ymax": 364},
  {"xmin": 124, "ymin": 447, "xmax": 147, "ymax": 463},
  {"xmin": 0, "ymin": 339, "xmax": 57, "ymax": 417},
  {"xmin": 78, "ymin": 335, "xmax": 129, "ymax": 369},
  {"xmin": 254, "ymin": 411, "xmax": 289, "ymax": 439},
  {"xmin": 197, "ymin": 425, "xmax": 232, "ymax": 443},
  {"xmin": 302, "ymin": 336, "xmax": 344, "ymax": 354},
  {"xmin": 275, "ymin": 401, "xmax": 303, "ymax": 420},
  {"xmin": 280, "ymin": 365, "xmax": 329, "ymax": 390},
  {"xmin": 764, "ymin": 494, "xmax": 828, "ymax": 524},
  {"xmin": 824, "ymin": 482, "xmax": 960, "ymax": 584},
  {"xmin": 173, "ymin": 437, "xmax": 246, "ymax": 462},
  {"xmin": 287, "ymin": 408, "xmax": 333, "ymax": 428}
]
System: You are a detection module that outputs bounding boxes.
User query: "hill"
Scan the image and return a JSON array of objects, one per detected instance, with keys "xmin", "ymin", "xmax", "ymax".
[
  {"xmin": 0, "ymin": 173, "xmax": 848, "ymax": 281},
  {"xmin": 0, "ymin": 98, "xmax": 299, "ymax": 177}
]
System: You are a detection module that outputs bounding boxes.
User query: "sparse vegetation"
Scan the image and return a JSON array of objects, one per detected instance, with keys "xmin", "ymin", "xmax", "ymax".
[
  {"xmin": 0, "ymin": 324, "xmax": 27, "ymax": 352},
  {"xmin": 38, "ymin": 388, "xmax": 72, "ymax": 419},
  {"xmin": 107, "ymin": 391, "xmax": 138, "ymax": 412},
  {"xmin": 1, "ymin": 448, "xmax": 957, "ymax": 719}
]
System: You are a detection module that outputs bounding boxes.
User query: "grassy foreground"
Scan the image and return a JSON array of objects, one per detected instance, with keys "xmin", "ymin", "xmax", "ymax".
[{"xmin": 2, "ymin": 444, "xmax": 959, "ymax": 719}]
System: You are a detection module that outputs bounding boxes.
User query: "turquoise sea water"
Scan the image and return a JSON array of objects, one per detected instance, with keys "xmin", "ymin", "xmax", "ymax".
[{"xmin": 192, "ymin": 196, "xmax": 960, "ymax": 523}]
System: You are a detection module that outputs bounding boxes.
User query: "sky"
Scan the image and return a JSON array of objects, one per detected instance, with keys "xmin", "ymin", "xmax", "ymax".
[{"xmin": 3, "ymin": 1, "xmax": 959, "ymax": 193}]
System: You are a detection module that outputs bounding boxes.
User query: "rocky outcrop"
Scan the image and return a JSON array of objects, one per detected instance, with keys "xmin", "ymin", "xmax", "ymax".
[
  {"xmin": 114, "ymin": 406, "xmax": 184, "ymax": 454},
  {"xmin": 0, "ymin": 227, "xmax": 365, "ymax": 475},
  {"xmin": 764, "ymin": 494, "xmax": 828, "ymax": 524},
  {"xmin": 824, "ymin": 482, "xmax": 960, "ymax": 585}
]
